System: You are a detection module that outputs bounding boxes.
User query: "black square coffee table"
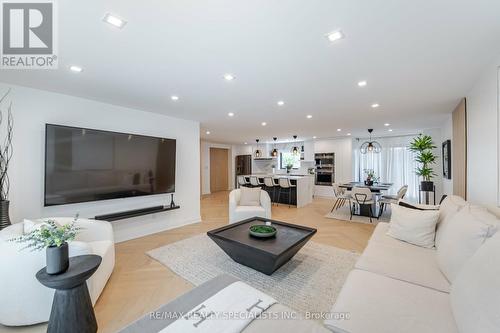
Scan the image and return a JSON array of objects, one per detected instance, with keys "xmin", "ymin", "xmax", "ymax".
[{"xmin": 207, "ymin": 217, "xmax": 317, "ymax": 275}]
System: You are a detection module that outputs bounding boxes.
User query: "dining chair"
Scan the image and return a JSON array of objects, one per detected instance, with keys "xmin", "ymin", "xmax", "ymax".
[
  {"xmin": 378, "ymin": 185, "xmax": 408, "ymax": 216},
  {"xmin": 331, "ymin": 183, "xmax": 351, "ymax": 212},
  {"xmin": 350, "ymin": 186, "xmax": 376, "ymax": 223}
]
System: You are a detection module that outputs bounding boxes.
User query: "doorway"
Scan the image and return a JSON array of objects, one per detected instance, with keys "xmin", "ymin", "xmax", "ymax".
[{"xmin": 210, "ymin": 147, "xmax": 229, "ymax": 193}]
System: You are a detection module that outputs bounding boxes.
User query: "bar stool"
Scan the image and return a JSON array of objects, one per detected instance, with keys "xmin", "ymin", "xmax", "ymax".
[
  {"xmin": 263, "ymin": 177, "xmax": 277, "ymax": 205},
  {"xmin": 249, "ymin": 176, "xmax": 261, "ymax": 188},
  {"xmin": 257, "ymin": 177, "xmax": 265, "ymax": 188},
  {"xmin": 237, "ymin": 175, "xmax": 250, "ymax": 188},
  {"xmin": 277, "ymin": 178, "xmax": 296, "ymax": 208}
]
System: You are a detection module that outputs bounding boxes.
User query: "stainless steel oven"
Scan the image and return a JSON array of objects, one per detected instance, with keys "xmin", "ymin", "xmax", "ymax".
[{"xmin": 315, "ymin": 153, "xmax": 334, "ymax": 185}]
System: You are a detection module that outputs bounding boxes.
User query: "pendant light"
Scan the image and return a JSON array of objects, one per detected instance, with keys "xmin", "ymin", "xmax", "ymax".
[
  {"xmin": 360, "ymin": 129, "xmax": 382, "ymax": 154},
  {"xmin": 291, "ymin": 135, "xmax": 300, "ymax": 155},
  {"xmin": 271, "ymin": 137, "xmax": 278, "ymax": 157},
  {"xmin": 254, "ymin": 139, "xmax": 261, "ymax": 158}
]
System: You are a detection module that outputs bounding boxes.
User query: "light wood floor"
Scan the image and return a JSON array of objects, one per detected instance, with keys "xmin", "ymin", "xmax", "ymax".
[{"xmin": 1, "ymin": 192, "xmax": 375, "ymax": 333}]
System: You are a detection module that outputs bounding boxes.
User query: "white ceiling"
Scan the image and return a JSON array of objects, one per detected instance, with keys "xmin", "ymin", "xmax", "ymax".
[{"xmin": 1, "ymin": 0, "xmax": 500, "ymax": 144}]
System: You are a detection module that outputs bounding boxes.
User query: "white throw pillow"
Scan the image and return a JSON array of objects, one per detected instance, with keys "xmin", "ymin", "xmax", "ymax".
[
  {"xmin": 436, "ymin": 205, "xmax": 498, "ymax": 283},
  {"xmin": 435, "ymin": 195, "xmax": 468, "ymax": 248},
  {"xmin": 450, "ymin": 231, "xmax": 500, "ymax": 333},
  {"xmin": 387, "ymin": 204, "xmax": 440, "ymax": 248},
  {"xmin": 398, "ymin": 199, "xmax": 440, "ymax": 210},
  {"xmin": 239, "ymin": 187, "xmax": 261, "ymax": 206}
]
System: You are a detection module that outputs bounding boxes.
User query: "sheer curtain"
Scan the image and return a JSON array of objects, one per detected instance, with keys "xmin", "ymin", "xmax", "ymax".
[{"xmin": 353, "ymin": 136, "xmax": 420, "ymax": 201}]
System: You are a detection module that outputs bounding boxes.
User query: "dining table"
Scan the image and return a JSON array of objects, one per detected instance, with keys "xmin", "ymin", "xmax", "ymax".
[
  {"xmin": 339, "ymin": 182, "xmax": 393, "ymax": 217},
  {"xmin": 339, "ymin": 182, "xmax": 393, "ymax": 193}
]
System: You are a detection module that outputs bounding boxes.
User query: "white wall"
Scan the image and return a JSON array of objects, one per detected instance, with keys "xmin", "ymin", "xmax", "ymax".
[
  {"xmin": 200, "ymin": 141, "xmax": 233, "ymax": 195},
  {"xmin": 466, "ymin": 55, "xmax": 500, "ymax": 206},
  {"xmin": 441, "ymin": 114, "xmax": 453, "ymax": 195},
  {"xmin": 0, "ymin": 83, "xmax": 201, "ymax": 242}
]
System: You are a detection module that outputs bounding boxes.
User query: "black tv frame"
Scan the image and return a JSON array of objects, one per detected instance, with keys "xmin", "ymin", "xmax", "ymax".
[{"xmin": 44, "ymin": 123, "xmax": 176, "ymax": 207}]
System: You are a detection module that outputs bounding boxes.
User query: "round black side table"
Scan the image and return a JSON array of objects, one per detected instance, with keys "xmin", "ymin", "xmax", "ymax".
[{"xmin": 36, "ymin": 254, "xmax": 102, "ymax": 333}]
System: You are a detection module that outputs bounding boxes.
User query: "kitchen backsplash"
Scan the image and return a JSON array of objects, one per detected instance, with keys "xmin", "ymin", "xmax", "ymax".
[{"xmin": 252, "ymin": 159, "xmax": 314, "ymax": 175}]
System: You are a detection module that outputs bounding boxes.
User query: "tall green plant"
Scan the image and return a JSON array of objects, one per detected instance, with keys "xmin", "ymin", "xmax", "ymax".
[{"xmin": 409, "ymin": 134, "xmax": 437, "ymax": 181}]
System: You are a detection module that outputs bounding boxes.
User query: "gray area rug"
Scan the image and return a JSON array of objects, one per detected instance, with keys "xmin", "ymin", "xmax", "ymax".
[
  {"xmin": 325, "ymin": 203, "xmax": 391, "ymax": 224},
  {"xmin": 147, "ymin": 234, "xmax": 359, "ymax": 315}
]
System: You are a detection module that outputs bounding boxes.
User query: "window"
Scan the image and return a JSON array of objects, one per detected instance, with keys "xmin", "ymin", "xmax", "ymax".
[
  {"xmin": 353, "ymin": 137, "xmax": 420, "ymax": 201},
  {"xmin": 280, "ymin": 152, "xmax": 300, "ymax": 169}
]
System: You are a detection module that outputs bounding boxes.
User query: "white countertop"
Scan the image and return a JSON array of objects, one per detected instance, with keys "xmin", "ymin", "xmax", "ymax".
[{"xmin": 243, "ymin": 174, "xmax": 314, "ymax": 179}]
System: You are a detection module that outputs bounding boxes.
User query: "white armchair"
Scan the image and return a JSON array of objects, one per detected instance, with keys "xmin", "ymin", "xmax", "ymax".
[
  {"xmin": 229, "ymin": 189, "xmax": 272, "ymax": 224},
  {"xmin": 0, "ymin": 217, "xmax": 115, "ymax": 326}
]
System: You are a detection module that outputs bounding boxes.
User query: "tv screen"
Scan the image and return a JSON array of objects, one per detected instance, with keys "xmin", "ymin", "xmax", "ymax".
[{"xmin": 44, "ymin": 124, "xmax": 176, "ymax": 206}]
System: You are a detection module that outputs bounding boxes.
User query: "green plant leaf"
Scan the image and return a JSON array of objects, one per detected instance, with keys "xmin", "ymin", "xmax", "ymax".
[{"xmin": 9, "ymin": 220, "xmax": 81, "ymax": 251}]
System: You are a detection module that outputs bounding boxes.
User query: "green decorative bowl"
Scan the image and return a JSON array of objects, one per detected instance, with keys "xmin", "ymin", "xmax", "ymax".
[{"xmin": 249, "ymin": 224, "xmax": 277, "ymax": 238}]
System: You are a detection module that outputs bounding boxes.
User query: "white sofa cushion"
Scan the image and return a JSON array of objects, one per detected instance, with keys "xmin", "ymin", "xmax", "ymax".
[
  {"xmin": 356, "ymin": 223, "xmax": 450, "ymax": 292},
  {"xmin": 387, "ymin": 204, "xmax": 439, "ymax": 248},
  {"xmin": 436, "ymin": 205, "xmax": 498, "ymax": 283},
  {"xmin": 239, "ymin": 187, "xmax": 261, "ymax": 206},
  {"xmin": 435, "ymin": 195, "xmax": 468, "ymax": 248},
  {"xmin": 86, "ymin": 240, "xmax": 115, "ymax": 303},
  {"xmin": 450, "ymin": 232, "xmax": 500, "ymax": 333},
  {"xmin": 398, "ymin": 199, "xmax": 440, "ymax": 210},
  {"xmin": 325, "ymin": 269, "xmax": 458, "ymax": 333},
  {"xmin": 0, "ymin": 218, "xmax": 115, "ymax": 326}
]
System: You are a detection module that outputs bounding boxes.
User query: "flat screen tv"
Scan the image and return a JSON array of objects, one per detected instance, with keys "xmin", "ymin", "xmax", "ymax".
[{"xmin": 44, "ymin": 124, "xmax": 176, "ymax": 206}]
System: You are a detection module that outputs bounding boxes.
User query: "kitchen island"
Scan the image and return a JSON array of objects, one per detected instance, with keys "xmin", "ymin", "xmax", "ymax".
[{"xmin": 242, "ymin": 174, "xmax": 314, "ymax": 207}]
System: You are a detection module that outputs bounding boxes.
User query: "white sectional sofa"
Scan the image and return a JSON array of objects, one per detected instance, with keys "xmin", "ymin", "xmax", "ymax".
[
  {"xmin": 0, "ymin": 217, "xmax": 115, "ymax": 326},
  {"xmin": 325, "ymin": 195, "xmax": 500, "ymax": 333}
]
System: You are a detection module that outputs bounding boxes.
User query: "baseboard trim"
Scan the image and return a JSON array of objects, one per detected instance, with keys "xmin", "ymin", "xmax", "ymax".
[{"xmin": 113, "ymin": 216, "xmax": 202, "ymax": 243}]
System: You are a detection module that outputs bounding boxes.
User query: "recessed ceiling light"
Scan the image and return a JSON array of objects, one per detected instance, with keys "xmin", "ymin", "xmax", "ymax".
[
  {"xmin": 224, "ymin": 73, "xmax": 235, "ymax": 81},
  {"xmin": 206, "ymin": 131, "xmax": 210, "ymax": 135},
  {"xmin": 103, "ymin": 13, "xmax": 127, "ymax": 29},
  {"xmin": 228, "ymin": 112, "xmax": 235, "ymax": 117},
  {"xmin": 306, "ymin": 115, "xmax": 313, "ymax": 119},
  {"xmin": 277, "ymin": 100, "xmax": 285, "ymax": 106},
  {"xmin": 388, "ymin": 129, "xmax": 393, "ymax": 132},
  {"xmin": 347, "ymin": 133, "xmax": 352, "ymax": 136},
  {"xmin": 337, "ymin": 128, "xmax": 342, "ymax": 132},
  {"xmin": 171, "ymin": 95, "xmax": 179, "ymax": 101},
  {"xmin": 371, "ymin": 103, "xmax": 380, "ymax": 108},
  {"xmin": 69, "ymin": 65, "xmax": 83, "ymax": 73},
  {"xmin": 313, "ymin": 136, "xmax": 317, "ymax": 139},
  {"xmin": 244, "ymin": 142, "xmax": 248, "ymax": 145},
  {"xmin": 358, "ymin": 80, "xmax": 367, "ymax": 87},
  {"xmin": 326, "ymin": 30, "xmax": 344, "ymax": 42},
  {"xmin": 261, "ymin": 122, "xmax": 267, "ymax": 126},
  {"xmin": 384, "ymin": 123, "xmax": 390, "ymax": 127}
]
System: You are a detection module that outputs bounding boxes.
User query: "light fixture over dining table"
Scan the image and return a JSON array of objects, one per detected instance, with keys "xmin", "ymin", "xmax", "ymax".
[{"xmin": 360, "ymin": 129, "xmax": 382, "ymax": 154}]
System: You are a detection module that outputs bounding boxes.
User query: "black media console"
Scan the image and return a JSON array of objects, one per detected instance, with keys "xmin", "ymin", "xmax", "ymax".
[{"xmin": 94, "ymin": 205, "xmax": 180, "ymax": 222}]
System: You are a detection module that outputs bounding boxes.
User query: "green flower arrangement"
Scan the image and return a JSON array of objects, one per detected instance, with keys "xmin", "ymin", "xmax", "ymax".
[
  {"xmin": 283, "ymin": 155, "xmax": 295, "ymax": 171},
  {"xmin": 11, "ymin": 216, "xmax": 81, "ymax": 251}
]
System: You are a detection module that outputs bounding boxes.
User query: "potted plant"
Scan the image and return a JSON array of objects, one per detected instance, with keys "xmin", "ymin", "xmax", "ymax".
[
  {"xmin": 283, "ymin": 155, "xmax": 295, "ymax": 174},
  {"xmin": 0, "ymin": 89, "xmax": 13, "ymax": 231},
  {"xmin": 11, "ymin": 217, "xmax": 80, "ymax": 274},
  {"xmin": 409, "ymin": 134, "xmax": 437, "ymax": 191},
  {"xmin": 364, "ymin": 169, "xmax": 377, "ymax": 186}
]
